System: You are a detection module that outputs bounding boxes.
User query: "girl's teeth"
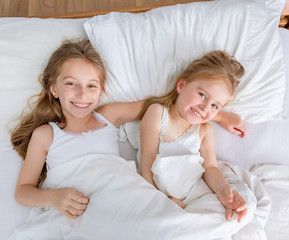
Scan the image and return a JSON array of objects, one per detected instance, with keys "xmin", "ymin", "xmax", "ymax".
[
  {"xmin": 73, "ymin": 103, "xmax": 89, "ymax": 107},
  {"xmin": 191, "ymin": 108, "xmax": 202, "ymax": 118}
]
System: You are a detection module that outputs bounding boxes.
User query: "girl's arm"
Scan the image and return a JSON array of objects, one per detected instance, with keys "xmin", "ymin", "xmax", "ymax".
[
  {"xmin": 15, "ymin": 125, "xmax": 88, "ymax": 218},
  {"xmin": 213, "ymin": 110, "xmax": 248, "ymax": 138},
  {"xmin": 139, "ymin": 104, "xmax": 163, "ymax": 187},
  {"xmin": 139, "ymin": 104, "xmax": 185, "ymax": 209},
  {"xmin": 96, "ymin": 101, "xmax": 144, "ymax": 128},
  {"xmin": 200, "ymin": 123, "xmax": 247, "ymax": 222}
]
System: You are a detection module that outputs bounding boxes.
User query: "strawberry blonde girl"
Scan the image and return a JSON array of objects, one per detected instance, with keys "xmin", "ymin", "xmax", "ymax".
[{"xmin": 138, "ymin": 50, "xmax": 250, "ymax": 223}]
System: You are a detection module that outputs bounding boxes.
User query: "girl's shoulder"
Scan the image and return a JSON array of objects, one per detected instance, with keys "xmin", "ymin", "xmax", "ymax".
[
  {"xmin": 199, "ymin": 122, "xmax": 213, "ymax": 140},
  {"xmin": 148, "ymin": 103, "xmax": 164, "ymax": 114},
  {"xmin": 144, "ymin": 103, "xmax": 165, "ymax": 120},
  {"xmin": 33, "ymin": 124, "xmax": 53, "ymax": 135},
  {"xmin": 31, "ymin": 124, "xmax": 54, "ymax": 147}
]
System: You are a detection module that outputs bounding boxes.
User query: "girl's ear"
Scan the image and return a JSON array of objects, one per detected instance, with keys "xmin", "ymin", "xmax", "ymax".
[
  {"xmin": 50, "ymin": 85, "xmax": 58, "ymax": 98},
  {"xmin": 177, "ymin": 79, "xmax": 186, "ymax": 94}
]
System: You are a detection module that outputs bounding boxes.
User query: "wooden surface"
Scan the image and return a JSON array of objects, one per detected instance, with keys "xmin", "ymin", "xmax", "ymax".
[
  {"xmin": 1, "ymin": 0, "xmax": 289, "ymax": 28},
  {"xmin": 0, "ymin": 0, "xmax": 205, "ymax": 17}
]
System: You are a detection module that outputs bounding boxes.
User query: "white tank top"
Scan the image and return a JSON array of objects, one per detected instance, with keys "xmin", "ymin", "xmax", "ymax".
[
  {"xmin": 46, "ymin": 112, "xmax": 119, "ymax": 170},
  {"xmin": 137, "ymin": 107, "xmax": 202, "ymax": 165},
  {"xmin": 158, "ymin": 107, "xmax": 202, "ymax": 157}
]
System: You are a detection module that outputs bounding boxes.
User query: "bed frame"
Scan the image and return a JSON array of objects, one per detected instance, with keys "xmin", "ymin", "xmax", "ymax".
[{"xmin": 35, "ymin": 0, "xmax": 289, "ymax": 29}]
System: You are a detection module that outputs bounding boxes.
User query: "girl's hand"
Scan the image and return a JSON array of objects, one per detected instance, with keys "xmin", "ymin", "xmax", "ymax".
[
  {"xmin": 216, "ymin": 184, "xmax": 247, "ymax": 223},
  {"xmin": 214, "ymin": 111, "xmax": 248, "ymax": 138},
  {"xmin": 51, "ymin": 188, "xmax": 89, "ymax": 218},
  {"xmin": 168, "ymin": 196, "xmax": 185, "ymax": 209}
]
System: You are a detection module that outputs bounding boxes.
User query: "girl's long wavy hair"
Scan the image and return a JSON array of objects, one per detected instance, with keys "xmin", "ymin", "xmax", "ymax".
[
  {"xmin": 139, "ymin": 50, "xmax": 245, "ymax": 119},
  {"xmin": 10, "ymin": 39, "xmax": 106, "ymax": 184}
]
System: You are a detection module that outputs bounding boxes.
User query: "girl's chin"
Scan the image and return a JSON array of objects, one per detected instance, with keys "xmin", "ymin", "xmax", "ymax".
[{"xmin": 187, "ymin": 118, "xmax": 203, "ymax": 124}]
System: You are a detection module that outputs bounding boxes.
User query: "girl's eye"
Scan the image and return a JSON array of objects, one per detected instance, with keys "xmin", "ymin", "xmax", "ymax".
[
  {"xmin": 88, "ymin": 84, "xmax": 98, "ymax": 88},
  {"xmin": 66, "ymin": 82, "xmax": 75, "ymax": 86},
  {"xmin": 199, "ymin": 93, "xmax": 206, "ymax": 99},
  {"xmin": 212, "ymin": 104, "xmax": 218, "ymax": 110}
]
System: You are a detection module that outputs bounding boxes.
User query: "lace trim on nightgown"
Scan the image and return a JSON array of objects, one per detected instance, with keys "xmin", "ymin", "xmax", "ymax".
[{"xmin": 159, "ymin": 107, "xmax": 198, "ymax": 144}]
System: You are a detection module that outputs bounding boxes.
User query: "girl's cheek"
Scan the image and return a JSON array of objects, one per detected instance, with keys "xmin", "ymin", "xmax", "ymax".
[{"xmin": 206, "ymin": 111, "xmax": 217, "ymax": 121}]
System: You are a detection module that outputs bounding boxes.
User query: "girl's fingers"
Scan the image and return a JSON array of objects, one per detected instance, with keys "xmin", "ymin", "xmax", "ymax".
[
  {"xmin": 70, "ymin": 200, "xmax": 87, "ymax": 211},
  {"xmin": 236, "ymin": 201, "xmax": 247, "ymax": 212},
  {"xmin": 66, "ymin": 205, "xmax": 85, "ymax": 216},
  {"xmin": 72, "ymin": 191, "xmax": 89, "ymax": 204},
  {"xmin": 231, "ymin": 128, "xmax": 245, "ymax": 138},
  {"xmin": 237, "ymin": 209, "xmax": 247, "ymax": 223},
  {"xmin": 63, "ymin": 209, "xmax": 78, "ymax": 218},
  {"xmin": 226, "ymin": 208, "xmax": 233, "ymax": 221}
]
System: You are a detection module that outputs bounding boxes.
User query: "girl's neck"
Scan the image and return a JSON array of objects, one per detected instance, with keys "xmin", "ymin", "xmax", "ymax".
[
  {"xmin": 161, "ymin": 104, "xmax": 193, "ymax": 143},
  {"xmin": 169, "ymin": 104, "xmax": 192, "ymax": 128},
  {"xmin": 59, "ymin": 112, "xmax": 104, "ymax": 133}
]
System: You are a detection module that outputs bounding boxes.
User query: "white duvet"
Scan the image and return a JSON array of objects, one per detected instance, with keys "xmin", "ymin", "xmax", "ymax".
[
  {"xmin": 9, "ymin": 153, "xmax": 271, "ymax": 240},
  {"xmin": 251, "ymin": 164, "xmax": 289, "ymax": 240}
]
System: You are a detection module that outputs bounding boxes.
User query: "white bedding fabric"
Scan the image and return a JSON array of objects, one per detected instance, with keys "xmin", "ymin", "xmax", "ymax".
[
  {"xmin": 84, "ymin": 0, "xmax": 287, "ymax": 123},
  {"xmin": 251, "ymin": 164, "xmax": 289, "ymax": 239},
  {"xmin": 9, "ymin": 153, "xmax": 270, "ymax": 240}
]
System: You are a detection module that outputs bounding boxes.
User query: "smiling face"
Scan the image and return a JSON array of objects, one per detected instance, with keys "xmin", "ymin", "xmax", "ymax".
[
  {"xmin": 175, "ymin": 78, "xmax": 232, "ymax": 124},
  {"xmin": 50, "ymin": 59, "xmax": 102, "ymax": 121}
]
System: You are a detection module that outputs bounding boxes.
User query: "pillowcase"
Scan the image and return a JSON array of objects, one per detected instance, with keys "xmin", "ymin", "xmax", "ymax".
[
  {"xmin": 84, "ymin": 0, "xmax": 287, "ymax": 123},
  {"xmin": 212, "ymin": 28, "xmax": 289, "ymax": 170},
  {"xmin": 0, "ymin": 18, "xmax": 87, "ymax": 151}
]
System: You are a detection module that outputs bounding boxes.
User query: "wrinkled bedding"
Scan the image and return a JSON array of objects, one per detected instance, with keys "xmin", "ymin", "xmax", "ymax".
[{"xmin": 9, "ymin": 153, "xmax": 271, "ymax": 240}]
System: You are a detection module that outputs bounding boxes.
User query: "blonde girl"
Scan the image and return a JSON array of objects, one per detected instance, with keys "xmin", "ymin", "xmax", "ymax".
[
  {"xmin": 10, "ymin": 40, "xmax": 143, "ymax": 219},
  {"xmin": 138, "ymin": 50, "xmax": 248, "ymax": 223}
]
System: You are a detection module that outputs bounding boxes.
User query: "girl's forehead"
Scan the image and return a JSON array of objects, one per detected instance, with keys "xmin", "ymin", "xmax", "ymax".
[
  {"xmin": 189, "ymin": 79, "xmax": 232, "ymax": 104},
  {"xmin": 191, "ymin": 78, "xmax": 232, "ymax": 92},
  {"xmin": 57, "ymin": 59, "xmax": 100, "ymax": 79}
]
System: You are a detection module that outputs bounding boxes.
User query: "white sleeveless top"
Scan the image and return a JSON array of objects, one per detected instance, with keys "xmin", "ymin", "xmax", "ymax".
[
  {"xmin": 158, "ymin": 107, "xmax": 201, "ymax": 157},
  {"xmin": 46, "ymin": 112, "xmax": 119, "ymax": 170},
  {"xmin": 137, "ymin": 107, "xmax": 202, "ymax": 164}
]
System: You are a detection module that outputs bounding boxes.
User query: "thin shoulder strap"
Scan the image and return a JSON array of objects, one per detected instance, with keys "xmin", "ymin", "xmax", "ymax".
[
  {"xmin": 160, "ymin": 107, "xmax": 169, "ymax": 136},
  {"xmin": 93, "ymin": 111, "xmax": 114, "ymax": 127}
]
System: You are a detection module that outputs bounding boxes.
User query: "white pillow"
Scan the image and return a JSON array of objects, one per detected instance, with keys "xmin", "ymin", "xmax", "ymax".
[
  {"xmin": 0, "ymin": 18, "xmax": 87, "ymax": 151},
  {"xmin": 212, "ymin": 28, "xmax": 289, "ymax": 170},
  {"xmin": 84, "ymin": 0, "xmax": 287, "ymax": 123}
]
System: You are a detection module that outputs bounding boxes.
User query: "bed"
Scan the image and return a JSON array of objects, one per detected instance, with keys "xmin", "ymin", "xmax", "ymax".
[{"xmin": 0, "ymin": 0, "xmax": 289, "ymax": 239}]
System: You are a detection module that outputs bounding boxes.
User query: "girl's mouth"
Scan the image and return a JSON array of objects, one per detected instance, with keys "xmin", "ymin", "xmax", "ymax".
[
  {"xmin": 72, "ymin": 102, "xmax": 90, "ymax": 108},
  {"xmin": 190, "ymin": 107, "xmax": 203, "ymax": 118}
]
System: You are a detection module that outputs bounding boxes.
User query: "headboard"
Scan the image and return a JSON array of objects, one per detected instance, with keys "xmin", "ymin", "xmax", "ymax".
[{"xmin": 23, "ymin": 0, "xmax": 289, "ymax": 29}]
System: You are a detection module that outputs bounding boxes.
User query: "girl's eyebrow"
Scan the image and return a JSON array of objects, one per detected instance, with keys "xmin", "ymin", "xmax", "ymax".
[
  {"xmin": 62, "ymin": 76, "xmax": 100, "ymax": 83},
  {"xmin": 62, "ymin": 76, "xmax": 77, "ymax": 81},
  {"xmin": 90, "ymin": 79, "xmax": 100, "ymax": 84}
]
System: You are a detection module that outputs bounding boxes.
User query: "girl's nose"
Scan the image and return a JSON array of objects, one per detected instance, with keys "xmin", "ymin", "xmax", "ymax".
[
  {"xmin": 199, "ymin": 101, "xmax": 210, "ymax": 112},
  {"xmin": 76, "ymin": 86, "xmax": 87, "ymax": 98}
]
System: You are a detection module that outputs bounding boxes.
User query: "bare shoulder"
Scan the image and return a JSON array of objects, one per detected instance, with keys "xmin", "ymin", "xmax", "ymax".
[
  {"xmin": 141, "ymin": 103, "xmax": 164, "ymax": 131},
  {"xmin": 31, "ymin": 124, "xmax": 54, "ymax": 150},
  {"xmin": 199, "ymin": 122, "xmax": 214, "ymax": 140},
  {"xmin": 33, "ymin": 124, "xmax": 53, "ymax": 136},
  {"xmin": 145, "ymin": 103, "xmax": 164, "ymax": 117}
]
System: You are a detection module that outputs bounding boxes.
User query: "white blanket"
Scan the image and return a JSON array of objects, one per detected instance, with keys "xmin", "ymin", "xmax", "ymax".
[
  {"xmin": 9, "ymin": 154, "xmax": 271, "ymax": 240},
  {"xmin": 251, "ymin": 164, "xmax": 289, "ymax": 240}
]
